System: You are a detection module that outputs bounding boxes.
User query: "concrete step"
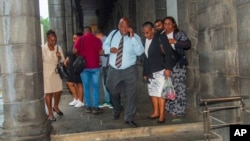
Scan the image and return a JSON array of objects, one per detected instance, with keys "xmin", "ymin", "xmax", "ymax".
[
  {"xmin": 51, "ymin": 91, "xmax": 223, "ymax": 141},
  {"xmin": 107, "ymin": 131, "xmax": 222, "ymax": 141},
  {"xmin": 51, "ymin": 122, "xmax": 222, "ymax": 141}
]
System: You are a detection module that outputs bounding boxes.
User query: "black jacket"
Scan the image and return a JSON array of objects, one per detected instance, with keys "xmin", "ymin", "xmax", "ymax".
[
  {"xmin": 172, "ymin": 31, "xmax": 191, "ymax": 67},
  {"xmin": 143, "ymin": 33, "xmax": 177, "ymax": 77}
]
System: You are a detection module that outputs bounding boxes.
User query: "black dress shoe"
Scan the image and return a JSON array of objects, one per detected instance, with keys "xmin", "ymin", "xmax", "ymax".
[
  {"xmin": 113, "ymin": 112, "xmax": 120, "ymax": 120},
  {"xmin": 157, "ymin": 119, "xmax": 165, "ymax": 124},
  {"xmin": 147, "ymin": 116, "xmax": 159, "ymax": 120},
  {"xmin": 112, "ymin": 106, "xmax": 124, "ymax": 120},
  {"xmin": 125, "ymin": 121, "xmax": 137, "ymax": 128},
  {"xmin": 53, "ymin": 108, "xmax": 64, "ymax": 116}
]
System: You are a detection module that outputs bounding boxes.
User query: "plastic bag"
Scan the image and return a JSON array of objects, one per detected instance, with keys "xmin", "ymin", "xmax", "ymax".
[{"xmin": 161, "ymin": 78, "xmax": 176, "ymax": 100}]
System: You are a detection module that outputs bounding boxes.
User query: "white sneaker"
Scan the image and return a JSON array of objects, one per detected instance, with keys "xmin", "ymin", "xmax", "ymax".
[
  {"xmin": 99, "ymin": 102, "xmax": 109, "ymax": 108},
  {"xmin": 74, "ymin": 100, "xmax": 85, "ymax": 107},
  {"xmin": 99, "ymin": 102, "xmax": 113, "ymax": 109},
  {"xmin": 69, "ymin": 99, "xmax": 78, "ymax": 106}
]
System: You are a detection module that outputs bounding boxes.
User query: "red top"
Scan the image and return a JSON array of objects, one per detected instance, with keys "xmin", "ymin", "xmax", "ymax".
[{"xmin": 74, "ymin": 33, "xmax": 102, "ymax": 69}]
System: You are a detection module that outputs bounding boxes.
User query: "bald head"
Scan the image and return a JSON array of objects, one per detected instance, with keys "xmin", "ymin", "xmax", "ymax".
[
  {"xmin": 119, "ymin": 18, "xmax": 130, "ymax": 26},
  {"xmin": 118, "ymin": 17, "xmax": 131, "ymax": 36}
]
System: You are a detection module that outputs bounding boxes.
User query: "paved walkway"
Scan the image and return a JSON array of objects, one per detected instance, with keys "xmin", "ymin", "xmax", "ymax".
[
  {"xmin": 50, "ymin": 83, "xmax": 204, "ymax": 141},
  {"xmin": 0, "ymin": 72, "xmax": 206, "ymax": 140}
]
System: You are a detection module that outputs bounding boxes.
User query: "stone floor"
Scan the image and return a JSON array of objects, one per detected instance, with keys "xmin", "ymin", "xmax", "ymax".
[
  {"xmin": 50, "ymin": 89, "xmax": 208, "ymax": 141},
  {"xmin": 0, "ymin": 75, "xmax": 212, "ymax": 140},
  {"xmin": 52, "ymin": 90, "xmax": 203, "ymax": 133}
]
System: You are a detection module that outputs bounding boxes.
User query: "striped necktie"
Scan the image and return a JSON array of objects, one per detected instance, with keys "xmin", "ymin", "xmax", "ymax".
[{"xmin": 115, "ymin": 36, "xmax": 124, "ymax": 68}]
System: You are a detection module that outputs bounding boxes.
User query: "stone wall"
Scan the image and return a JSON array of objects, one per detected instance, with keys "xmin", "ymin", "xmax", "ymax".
[
  {"xmin": 196, "ymin": 0, "xmax": 238, "ymax": 98},
  {"xmin": 178, "ymin": 0, "xmax": 250, "ymax": 140},
  {"xmin": 136, "ymin": 0, "xmax": 156, "ymax": 34},
  {"xmin": 64, "ymin": 0, "xmax": 74, "ymax": 52},
  {"xmin": 237, "ymin": 0, "xmax": 250, "ymax": 115},
  {"xmin": 49, "ymin": 0, "xmax": 67, "ymax": 53},
  {"xmin": 177, "ymin": 0, "xmax": 199, "ymax": 108},
  {"xmin": 236, "ymin": 1, "xmax": 250, "ymax": 132},
  {"xmin": 155, "ymin": 0, "xmax": 167, "ymax": 20}
]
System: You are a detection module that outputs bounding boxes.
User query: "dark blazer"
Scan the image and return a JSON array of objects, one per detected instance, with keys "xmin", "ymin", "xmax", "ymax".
[
  {"xmin": 143, "ymin": 33, "xmax": 176, "ymax": 77},
  {"xmin": 172, "ymin": 31, "xmax": 191, "ymax": 66}
]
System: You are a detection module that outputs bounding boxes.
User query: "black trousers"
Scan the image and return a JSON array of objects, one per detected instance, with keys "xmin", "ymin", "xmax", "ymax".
[{"xmin": 106, "ymin": 65, "xmax": 138, "ymax": 121}]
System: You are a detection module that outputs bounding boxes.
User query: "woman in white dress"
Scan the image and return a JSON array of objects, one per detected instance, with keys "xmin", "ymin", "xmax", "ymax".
[{"xmin": 42, "ymin": 30, "xmax": 65, "ymax": 121}]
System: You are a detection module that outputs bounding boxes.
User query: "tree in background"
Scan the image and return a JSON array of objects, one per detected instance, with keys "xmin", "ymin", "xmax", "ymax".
[{"xmin": 40, "ymin": 17, "xmax": 50, "ymax": 43}]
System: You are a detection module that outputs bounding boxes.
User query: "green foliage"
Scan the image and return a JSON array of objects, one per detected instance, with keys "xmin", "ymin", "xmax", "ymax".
[
  {"xmin": 40, "ymin": 17, "xmax": 50, "ymax": 43},
  {"xmin": 40, "ymin": 17, "xmax": 50, "ymax": 34}
]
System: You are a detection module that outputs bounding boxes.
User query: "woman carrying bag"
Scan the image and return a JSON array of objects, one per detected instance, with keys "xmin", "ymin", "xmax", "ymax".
[
  {"xmin": 163, "ymin": 16, "xmax": 191, "ymax": 117},
  {"xmin": 42, "ymin": 30, "xmax": 65, "ymax": 121},
  {"xmin": 142, "ymin": 22, "xmax": 175, "ymax": 123}
]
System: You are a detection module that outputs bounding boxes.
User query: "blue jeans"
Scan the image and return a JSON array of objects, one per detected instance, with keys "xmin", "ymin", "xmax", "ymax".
[
  {"xmin": 80, "ymin": 68, "xmax": 100, "ymax": 108},
  {"xmin": 102, "ymin": 67, "xmax": 111, "ymax": 103}
]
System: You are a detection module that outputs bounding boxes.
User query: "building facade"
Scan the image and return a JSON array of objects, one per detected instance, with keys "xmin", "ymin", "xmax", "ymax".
[{"xmin": 1, "ymin": 0, "xmax": 250, "ymax": 140}]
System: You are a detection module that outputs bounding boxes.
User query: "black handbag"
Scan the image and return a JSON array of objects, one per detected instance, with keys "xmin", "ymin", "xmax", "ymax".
[
  {"xmin": 73, "ymin": 56, "xmax": 85, "ymax": 73},
  {"xmin": 56, "ymin": 62, "xmax": 69, "ymax": 79},
  {"xmin": 55, "ymin": 46, "xmax": 69, "ymax": 79}
]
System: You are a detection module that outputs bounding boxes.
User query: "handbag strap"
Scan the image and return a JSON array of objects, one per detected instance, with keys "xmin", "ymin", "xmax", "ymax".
[
  {"xmin": 105, "ymin": 30, "xmax": 118, "ymax": 67},
  {"xmin": 56, "ymin": 45, "xmax": 60, "ymax": 63},
  {"xmin": 75, "ymin": 36, "xmax": 83, "ymax": 57}
]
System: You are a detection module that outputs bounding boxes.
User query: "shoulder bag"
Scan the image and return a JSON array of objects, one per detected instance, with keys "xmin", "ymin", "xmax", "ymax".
[
  {"xmin": 73, "ymin": 55, "xmax": 85, "ymax": 73},
  {"xmin": 73, "ymin": 37, "xmax": 86, "ymax": 73},
  {"xmin": 55, "ymin": 46, "xmax": 69, "ymax": 79}
]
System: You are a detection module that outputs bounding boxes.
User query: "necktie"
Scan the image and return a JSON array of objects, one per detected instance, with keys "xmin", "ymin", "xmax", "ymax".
[{"xmin": 115, "ymin": 36, "xmax": 124, "ymax": 68}]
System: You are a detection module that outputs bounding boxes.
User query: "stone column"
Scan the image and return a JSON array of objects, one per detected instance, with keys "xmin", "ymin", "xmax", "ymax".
[
  {"xmin": 155, "ymin": 0, "xmax": 166, "ymax": 19},
  {"xmin": 0, "ymin": 0, "xmax": 51, "ymax": 140},
  {"xmin": 49, "ymin": 0, "xmax": 67, "ymax": 53},
  {"xmin": 64, "ymin": 0, "xmax": 74, "ymax": 52}
]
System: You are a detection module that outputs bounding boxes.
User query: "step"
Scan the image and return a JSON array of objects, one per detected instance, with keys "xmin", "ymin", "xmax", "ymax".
[
  {"xmin": 51, "ymin": 122, "xmax": 222, "ymax": 141},
  {"xmin": 107, "ymin": 131, "xmax": 222, "ymax": 141}
]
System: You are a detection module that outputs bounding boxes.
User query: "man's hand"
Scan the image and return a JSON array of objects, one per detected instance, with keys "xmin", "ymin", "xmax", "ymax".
[
  {"xmin": 99, "ymin": 49, "xmax": 105, "ymax": 55},
  {"xmin": 64, "ymin": 57, "xmax": 69, "ymax": 67},
  {"xmin": 168, "ymin": 38, "xmax": 176, "ymax": 44},
  {"xmin": 110, "ymin": 47, "xmax": 118, "ymax": 53},
  {"xmin": 127, "ymin": 27, "xmax": 134, "ymax": 37},
  {"xmin": 56, "ymin": 52, "xmax": 62, "ymax": 60}
]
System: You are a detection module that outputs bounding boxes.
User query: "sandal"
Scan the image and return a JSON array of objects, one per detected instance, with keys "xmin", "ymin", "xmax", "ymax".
[
  {"xmin": 53, "ymin": 108, "xmax": 64, "ymax": 116},
  {"xmin": 48, "ymin": 116, "xmax": 56, "ymax": 122}
]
